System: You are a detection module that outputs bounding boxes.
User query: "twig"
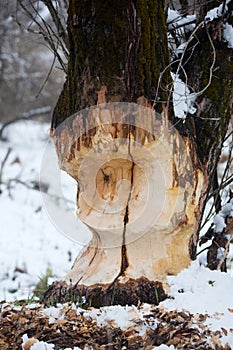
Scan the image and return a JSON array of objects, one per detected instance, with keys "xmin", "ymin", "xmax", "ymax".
[
  {"xmin": 40, "ymin": 0, "xmax": 68, "ymax": 48},
  {"xmin": 0, "ymin": 148, "xmax": 12, "ymax": 191},
  {"xmin": 201, "ymin": 131, "xmax": 233, "ymax": 229},
  {"xmin": 17, "ymin": 0, "xmax": 68, "ymax": 72},
  {"xmin": 196, "ymin": 244, "xmax": 212, "ymax": 256},
  {"xmin": 217, "ymin": 218, "xmax": 233, "ymax": 270},
  {"xmin": 36, "ymin": 55, "xmax": 56, "ymax": 98},
  {"xmin": 0, "ymin": 106, "xmax": 51, "ymax": 140},
  {"xmin": 194, "ymin": 26, "xmax": 216, "ymax": 97},
  {"xmin": 6, "ymin": 178, "xmax": 75, "ymax": 205}
]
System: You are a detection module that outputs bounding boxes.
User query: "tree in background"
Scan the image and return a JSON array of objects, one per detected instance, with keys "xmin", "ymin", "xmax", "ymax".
[
  {"xmin": 20, "ymin": 0, "xmax": 233, "ymax": 306},
  {"xmin": 0, "ymin": 0, "xmax": 66, "ymax": 124}
]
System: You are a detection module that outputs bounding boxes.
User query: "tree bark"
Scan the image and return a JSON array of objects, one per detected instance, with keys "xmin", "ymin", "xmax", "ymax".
[
  {"xmin": 44, "ymin": 1, "xmax": 233, "ymax": 306},
  {"xmin": 176, "ymin": 3, "xmax": 233, "ymax": 249},
  {"xmin": 51, "ymin": 0, "xmax": 171, "ymax": 131}
]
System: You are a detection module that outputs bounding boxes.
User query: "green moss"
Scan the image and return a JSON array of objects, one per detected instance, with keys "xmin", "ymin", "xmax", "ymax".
[
  {"xmin": 191, "ymin": 38, "xmax": 233, "ymax": 163},
  {"xmin": 136, "ymin": 0, "xmax": 171, "ymax": 109},
  {"xmin": 52, "ymin": 1, "xmax": 171, "ymax": 128}
]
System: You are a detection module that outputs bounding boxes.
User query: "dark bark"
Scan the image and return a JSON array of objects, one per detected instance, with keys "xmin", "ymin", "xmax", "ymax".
[
  {"xmin": 43, "ymin": 277, "xmax": 166, "ymax": 308},
  {"xmin": 176, "ymin": 4, "xmax": 233, "ymax": 248},
  {"xmin": 51, "ymin": 0, "xmax": 171, "ymax": 130}
]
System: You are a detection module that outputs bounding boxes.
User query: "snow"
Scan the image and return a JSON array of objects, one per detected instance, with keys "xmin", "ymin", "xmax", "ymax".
[
  {"xmin": 223, "ymin": 23, "xmax": 233, "ymax": 49},
  {"xmin": 221, "ymin": 201, "xmax": 233, "ymax": 217},
  {"xmin": 162, "ymin": 261, "xmax": 233, "ymax": 346},
  {"xmin": 81, "ymin": 304, "xmax": 158, "ymax": 332},
  {"xmin": 162, "ymin": 261, "xmax": 233, "ymax": 314},
  {"xmin": 43, "ymin": 306, "xmax": 64, "ymax": 324},
  {"xmin": 212, "ymin": 200, "xmax": 233, "ymax": 233},
  {"xmin": 0, "ymin": 121, "xmax": 81, "ymax": 302},
  {"xmin": 29, "ymin": 341, "xmax": 55, "ymax": 350},
  {"xmin": 213, "ymin": 213, "xmax": 226, "ymax": 233},
  {"xmin": 153, "ymin": 346, "xmax": 176, "ymax": 350},
  {"xmin": 22, "ymin": 334, "xmax": 55, "ymax": 349},
  {"xmin": 1, "ymin": 120, "xmax": 233, "ymax": 350},
  {"xmin": 204, "ymin": 1, "xmax": 232, "ymax": 22},
  {"xmin": 167, "ymin": 9, "xmax": 196, "ymax": 32},
  {"xmin": 205, "ymin": 5, "xmax": 224, "ymax": 21},
  {"xmin": 171, "ymin": 73, "xmax": 196, "ymax": 119}
]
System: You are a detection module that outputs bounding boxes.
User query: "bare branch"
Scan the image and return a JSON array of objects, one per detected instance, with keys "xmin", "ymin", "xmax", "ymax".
[
  {"xmin": 16, "ymin": 0, "xmax": 68, "ymax": 72},
  {"xmin": 40, "ymin": 0, "xmax": 68, "ymax": 48},
  {"xmin": 217, "ymin": 218, "xmax": 233, "ymax": 270},
  {"xmin": 36, "ymin": 54, "xmax": 56, "ymax": 98},
  {"xmin": 0, "ymin": 148, "xmax": 12, "ymax": 191},
  {"xmin": 0, "ymin": 106, "xmax": 52, "ymax": 140}
]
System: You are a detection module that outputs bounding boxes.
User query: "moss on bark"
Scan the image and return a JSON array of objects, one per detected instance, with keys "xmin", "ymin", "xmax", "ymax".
[
  {"xmin": 52, "ymin": 0, "xmax": 171, "ymax": 129},
  {"xmin": 184, "ymin": 28, "xmax": 233, "ymax": 166}
]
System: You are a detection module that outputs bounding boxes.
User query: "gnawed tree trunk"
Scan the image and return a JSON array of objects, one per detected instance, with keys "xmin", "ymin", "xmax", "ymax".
[
  {"xmin": 44, "ymin": 1, "xmax": 233, "ymax": 306},
  {"xmin": 45, "ymin": 102, "xmax": 204, "ymax": 306}
]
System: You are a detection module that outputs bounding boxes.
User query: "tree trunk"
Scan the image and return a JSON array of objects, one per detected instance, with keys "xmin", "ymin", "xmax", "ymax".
[
  {"xmin": 44, "ymin": 1, "xmax": 233, "ymax": 306},
  {"xmin": 176, "ymin": 3, "xmax": 233, "ymax": 251}
]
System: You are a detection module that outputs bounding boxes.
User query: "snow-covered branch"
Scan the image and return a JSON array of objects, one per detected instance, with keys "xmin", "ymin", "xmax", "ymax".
[{"xmin": 0, "ymin": 106, "xmax": 52, "ymax": 140}]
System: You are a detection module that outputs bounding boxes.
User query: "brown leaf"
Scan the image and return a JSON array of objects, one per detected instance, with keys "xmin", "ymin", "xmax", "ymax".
[
  {"xmin": 221, "ymin": 327, "xmax": 228, "ymax": 336},
  {"xmin": 22, "ymin": 338, "xmax": 37, "ymax": 350},
  {"xmin": 211, "ymin": 335, "xmax": 222, "ymax": 348}
]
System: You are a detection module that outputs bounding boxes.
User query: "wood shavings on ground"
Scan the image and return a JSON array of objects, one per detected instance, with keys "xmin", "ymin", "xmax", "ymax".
[{"xmin": 0, "ymin": 302, "xmax": 231, "ymax": 350}]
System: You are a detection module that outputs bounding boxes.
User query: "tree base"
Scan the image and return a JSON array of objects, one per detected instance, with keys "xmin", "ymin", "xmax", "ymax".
[{"xmin": 43, "ymin": 277, "xmax": 167, "ymax": 308}]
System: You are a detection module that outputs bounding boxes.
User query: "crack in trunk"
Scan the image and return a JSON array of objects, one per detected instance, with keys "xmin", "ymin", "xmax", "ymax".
[
  {"xmin": 120, "ymin": 126, "xmax": 135, "ymax": 277},
  {"xmin": 111, "ymin": 126, "xmax": 135, "ymax": 283}
]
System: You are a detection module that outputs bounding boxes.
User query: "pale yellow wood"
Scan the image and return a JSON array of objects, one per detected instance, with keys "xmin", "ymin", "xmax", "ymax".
[{"xmin": 53, "ymin": 103, "xmax": 204, "ymax": 287}]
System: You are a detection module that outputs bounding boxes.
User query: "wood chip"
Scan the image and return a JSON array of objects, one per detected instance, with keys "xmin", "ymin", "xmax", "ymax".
[{"xmin": 0, "ymin": 304, "xmax": 230, "ymax": 349}]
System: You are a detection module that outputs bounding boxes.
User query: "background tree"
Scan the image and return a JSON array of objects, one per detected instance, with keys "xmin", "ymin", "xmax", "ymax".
[
  {"xmin": 0, "ymin": 0, "xmax": 66, "ymax": 126},
  {"xmin": 23, "ymin": 0, "xmax": 232, "ymax": 306}
]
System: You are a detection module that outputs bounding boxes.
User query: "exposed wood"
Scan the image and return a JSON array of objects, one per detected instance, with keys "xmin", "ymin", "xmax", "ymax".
[{"xmin": 44, "ymin": 103, "xmax": 205, "ymax": 306}]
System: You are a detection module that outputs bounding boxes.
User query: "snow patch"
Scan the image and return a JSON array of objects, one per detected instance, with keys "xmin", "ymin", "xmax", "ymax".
[
  {"xmin": 223, "ymin": 23, "xmax": 233, "ymax": 48},
  {"xmin": 162, "ymin": 261, "xmax": 233, "ymax": 315},
  {"xmin": 22, "ymin": 334, "xmax": 55, "ymax": 349},
  {"xmin": 167, "ymin": 9, "xmax": 195, "ymax": 32},
  {"xmin": 213, "ymin": 213, "xmax": 226, "ymax": 233},
  {"xmin": 171, "ymin": 73, "xmax": 196, "ymax": 119},
  {"xmin": 205, "ymin": 0, "xmax": 231, "ymax": 22}
]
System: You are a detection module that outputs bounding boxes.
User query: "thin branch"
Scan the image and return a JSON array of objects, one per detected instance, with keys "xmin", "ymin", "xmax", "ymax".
[
  {"xmin": 217, "ymin": 234, "xmax": 233, "ymax": 270},
  {"xmin": 194, "ymin": 26, "xmax": 216, "ymax": 97},
  {"xmin": 40, "ymin": 0, "xmax": 68, "ymax": 48},
  {"xmin": 36, "ymin": 55, "xmax": 56, "ymax": 98},
  {"xmin": 200, "ymin": 139, "xmax": 233, "ymax": 230},
  {"xmin": 0, "ymin": 106, "xmax": 51, "ymax": 140},
  {"xmin": 6, "ymin": 178, "xmax": 75, "ymax": 205},
  {"xmin": 196, "ymin": 244, "xmax": 212, "ymax": 256},
  {"xmin": 17, "ymin": 0, "xmax": 68, "ymax": 72},
  {"xmin": 217, "ymin": 218, "xmax": 233, "ymax": 270},
  {"xmin": 0, "ymin": 148, "xmax": 12, "ymax": 190},
  {"xmin": 167, "ymin": 18, "xmax": 196, "ymax": 30},
  {"xmin": 208, "ymin": 175, "xmax": 233, "ymax": 199}
]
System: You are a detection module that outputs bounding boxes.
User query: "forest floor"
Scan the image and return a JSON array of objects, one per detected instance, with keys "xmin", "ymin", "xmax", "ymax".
[{"xmin": 0, "ymin": 121, "xmax": 233, "ymax": 350}]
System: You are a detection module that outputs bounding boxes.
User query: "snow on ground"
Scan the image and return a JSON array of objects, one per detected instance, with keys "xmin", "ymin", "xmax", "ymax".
[
  {"xmin": 0, "ymin": 121, "xmax": 233, "ymax": 350},
  {"xmin": 0, "ymin": 121, "xmax": 82, "ymax": 302},
  {"xmin": 162, "ymin": 261, "xmax": 233, "ymax": 346}
]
